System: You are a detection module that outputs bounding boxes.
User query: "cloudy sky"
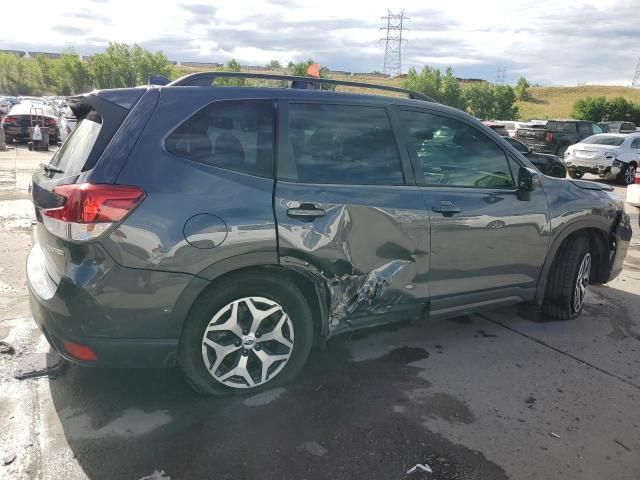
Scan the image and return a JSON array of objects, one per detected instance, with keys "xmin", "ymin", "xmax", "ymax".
[{"xmin": 2, "ymin": 0, "xmax": 639, "ymax": 85}]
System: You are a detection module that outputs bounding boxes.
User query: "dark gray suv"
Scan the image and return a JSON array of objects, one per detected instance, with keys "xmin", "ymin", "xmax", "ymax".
[{"xmin": 28, "ymin": 73, "xmax": 631, "ymax": 395}]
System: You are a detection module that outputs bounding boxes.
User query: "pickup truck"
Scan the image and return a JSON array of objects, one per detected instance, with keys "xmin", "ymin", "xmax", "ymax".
[{"xmin": 517, "ymin": 120, "xmax": 605, "ymax": 158}]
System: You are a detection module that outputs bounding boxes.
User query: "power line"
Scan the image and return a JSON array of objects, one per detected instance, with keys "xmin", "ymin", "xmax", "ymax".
[
  {"xmin": 496, "ymin": 66, "xmax": 506, "ymax": 85},
  {"xmin": 632, "ymin": 57, "xmax": 640, "ymax": 88},
  {"xmin": 380, "ymin": 10, "xmax": 408, "ymax": 77}
]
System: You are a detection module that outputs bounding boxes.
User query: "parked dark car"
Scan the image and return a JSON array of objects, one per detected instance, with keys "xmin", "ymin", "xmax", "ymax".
[
  {"xmin": 502, "ymin": 136, "xmax": 566, "ymax": 178},
  {"xmin": 517, "ymin": 119, "xmax": 605, "ymax": 158},
  {"xmin": 482, "ymin": 120, "xmax": 508, "ymax": 136},
  {"xmin": 600, "ymin": 121, "xmax": 636, "ymax": 134},
  {"xmin": 1, "ymin": 102, "xmax": 58, "ymax": 144},
  {"xmin": 28, "ymin": 73, "xmax": 631, "ymax": 395}
]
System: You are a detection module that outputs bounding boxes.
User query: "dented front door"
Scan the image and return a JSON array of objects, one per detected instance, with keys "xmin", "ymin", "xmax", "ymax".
[{"xmin": 274, "ymin": 101, "xmax": 430, "ymax": 334}]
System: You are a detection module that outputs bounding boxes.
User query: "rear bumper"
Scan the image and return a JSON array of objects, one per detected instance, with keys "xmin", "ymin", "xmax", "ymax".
[
  {"xmin": 26, "ymin": 240, "xmax": 200, "ymax": 368},
  {"xmin": 3, "ymin": 125, "xmax": 57, "ymax": 139},
  {"xmin": 606, "ymin": 212, "xmax": 632, "ymax": 282}
]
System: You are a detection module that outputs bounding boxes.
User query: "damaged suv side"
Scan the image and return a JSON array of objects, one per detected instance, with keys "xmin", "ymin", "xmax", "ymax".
[{"xmin": 27, "ymin": 73, "xmax": 631, "ymax": 395}]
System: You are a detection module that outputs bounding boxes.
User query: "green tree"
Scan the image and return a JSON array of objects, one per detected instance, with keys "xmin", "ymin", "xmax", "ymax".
[
  {"xmin": 0, "ymin": 53, "xmax": 19, "ymax": 93},
  {"xmin": 53, "ymin": 51, "xmax": 90, "ymax": 95},
  {"xmin": 33, "ymin": 55, "xmax": 56, "ymax": 94},
  {"xmin": 514, "ymin": 76, "xmax": 530, "ymax": 100},
  {"xmin": 265, "ymin": 59, "xmax": 282, "ymax": 71},
  {"xmin": 605, "ymin": 97, "xmax": 635, "ymax": 121},
  {"xmin": 572, "ymin": 96, "xmax": 608, "ymax": 121},
  {"xmin": 440, "ymin": 67, "xmax": 464, "ymax": 110},
  {"xmin": 403, "ymin": 66, "xmax": 442, "ymax": 101},
  {"xmin": 493, "ymin": 84, "xmax": 519, "ymax": 119}
]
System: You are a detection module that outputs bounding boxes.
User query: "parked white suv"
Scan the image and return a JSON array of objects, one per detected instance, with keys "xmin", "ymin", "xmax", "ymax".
[{"xmin": 565, "ymin": 133, "xmax": 640, "ymax": 185}]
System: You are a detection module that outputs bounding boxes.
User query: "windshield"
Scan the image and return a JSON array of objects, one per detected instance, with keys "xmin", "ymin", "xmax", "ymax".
[{"xmin": 582, "ymin": 135, "xmax": 625, "ymax": 146}]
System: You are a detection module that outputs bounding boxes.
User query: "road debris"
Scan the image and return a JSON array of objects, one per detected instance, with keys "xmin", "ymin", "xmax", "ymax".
[
  {"xmin": 550, "ymin": 432, "xmax": 560, "ymax": 439},
  {"xmin": 614, "ymin": 439, "xmax": 631, "ymax": 452},
  {"xmin": 138, "ymin": 470, "xmax": 170, "ymax": 480},
  {"xmin": 14, "ymin": 351, "xmax": 67, "ymax": 380},
  {"xmin": 407, "ymin": 463, "xmax": 433, "ymax": 474},
  {"xmin": 297, "ymin": 441, "xmax": 328, "ymax": 457},
  {"xmin": 3, "ymin": 454, "xmax": 16, "ymax": 466},
  {"xmin": 0, "ymin": 340, "xmax": 15, "ymax": 354}
]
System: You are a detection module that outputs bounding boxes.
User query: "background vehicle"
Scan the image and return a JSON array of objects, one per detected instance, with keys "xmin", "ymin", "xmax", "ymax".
[
  {"xmin": 517, "ymin": 119, "xmax": 604, "ymax": 158},
  {"xmin": 1, "ymin": 102, "xmax": 58, "ymax": 144},
  {"xmin": 27, "ymin": 73, "xmax": 630, "ymax": 395},
  {"xmin": 600, "ymin": 121, "xmax": 636, "ymax": 134},
  {"xmin": 499, "ymin": 121, "xmax": 530, "ymax": 138},
  {"xmin": 626, "ymin": 169, "xmax": 640, "ymax": 227},
  {"xmin": 502, "ymin": 136, "xmax": 566, "ymax": 178},
  {"xmin": 482, "ymin": 120, "xmax": 508, "ymax": 136},
  {"xmin": 565, "ymin": 133, "xmax": 639, "ymax": 184}
]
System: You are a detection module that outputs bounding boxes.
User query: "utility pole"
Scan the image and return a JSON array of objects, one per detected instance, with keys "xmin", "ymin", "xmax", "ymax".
[
  {"xmin": 496, "ymin": 66, "xmax": 506, "ymax": 85},
  {"xmin": 380, "ymin": 10, "xmax": 408, "ymax": 77},
  {"xmin": 632, "ymin": 57, "xmax": 640, "ymax": 88}
]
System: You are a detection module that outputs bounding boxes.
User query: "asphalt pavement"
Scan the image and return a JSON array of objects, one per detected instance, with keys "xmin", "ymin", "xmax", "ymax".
[{"xmin": 0, "ymin": 145, "xmax": 638, "ymax": 480}]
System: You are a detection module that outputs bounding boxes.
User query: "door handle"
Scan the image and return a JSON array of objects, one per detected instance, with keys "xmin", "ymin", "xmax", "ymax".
[
  {"xmin": 432, "ymin": 201, "xmax": 461, "ymax": 217},
  {"xmin": 287, "ymin": 204, "xmax": 326, "ymax": 221}
]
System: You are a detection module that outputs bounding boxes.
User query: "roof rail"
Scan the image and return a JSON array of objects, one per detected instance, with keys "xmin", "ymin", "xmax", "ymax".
[{"xmin": 167, "ymin": 72, "xmax": 435, "ymax": 102}]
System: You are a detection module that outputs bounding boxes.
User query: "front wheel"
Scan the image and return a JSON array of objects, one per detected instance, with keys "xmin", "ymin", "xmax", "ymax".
[
  {"xmin": 568, "ymin": 170, "xmax": 584, "ymax": 179},
  {"xmin": 179, "ymin": 271, "xmax": 314, "ymax": 395},
  {"xmin": 542, "ymin": 234, "xmax": 591, "ymax": 320},
  {"xmin": 618, "ymin": 163, "xmax": 637, "ymax": 185}
]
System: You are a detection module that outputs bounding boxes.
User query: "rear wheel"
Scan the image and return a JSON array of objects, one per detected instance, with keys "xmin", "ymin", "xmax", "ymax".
[
  {"xmin": 542, "ymin": 234, "xmax": 591, "ymax": 320},
  {"xmin": 548, "ymin": 164, "xmax": 566, "ymax": 178},
  {"xmin": 179, "ymin": 271, "xmax": 314, "ymax": 395},
  {"xmin": 618, "ymin": 162, "xmax": 637, "ymax": 185},
  {"xmin": 4, "ymin": 135, "xmax": 13, "ymax": 144},
  {"xmin": 568, "ymin": 170, "xmax": 584, "ymax": 179}
]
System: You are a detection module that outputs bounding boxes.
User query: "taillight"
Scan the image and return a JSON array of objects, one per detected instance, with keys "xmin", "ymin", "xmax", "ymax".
[
  {"xmin": 545, "ymin": 132, "xmax": 553, "ymax": 142},
  {"xmin": 41, "ymin": 183, "xmax": 145, "ymax": 241},
  {"xmin": 635, "ymin": 170, "xmax": 640, "ymax": 185},
  {"xmin": 45, "ymin": 117, "xmax": 57, "ymax": 126},
  {"xmin": 2, "ymin": 116, "xmax": 16, "ymax": 125}
]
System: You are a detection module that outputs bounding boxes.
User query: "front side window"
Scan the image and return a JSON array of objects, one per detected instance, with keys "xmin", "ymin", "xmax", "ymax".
[
  {"xmin": 591, "ymin": 123, "xmax": 604, "ymax": 134},
  {"xmin": 165, "ymin": 100, "xmax": 274, "ymax": 177},
  {"xmin": 631, "ymin": 138, "xmax": 640, "ymax": 149},
  {"xmin": 400, "ymin": 110, "xmax": 514, "ymax": 189},
  {"xmin": 283, "ymin": 104, "xmax": 404, "ymax": 185}
]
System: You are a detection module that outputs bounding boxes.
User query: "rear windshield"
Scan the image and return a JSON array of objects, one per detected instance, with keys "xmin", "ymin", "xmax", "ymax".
[
  {"xmin": 48, "ymin": 115, "xmax": 102, "ymax": 176},
  {"xmin": 546, "ymin": 121, "xmax": 577, "ymax": 133},
  {"xmin": 582, "ymin": 135, "xmax": 625, "ymax": 146}
]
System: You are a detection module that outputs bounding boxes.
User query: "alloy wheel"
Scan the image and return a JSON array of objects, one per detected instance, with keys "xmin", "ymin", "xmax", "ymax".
[
  {"xmin": 573, "ymin": 253, "xmax": 591, "ymax": 313},
  {"xmin": 624, "ymin": 164, "xmax": 636, "ymax": 185},
  {"xmin": 201, "ymin": 296, "xmax": 294, "ymax": 389}
]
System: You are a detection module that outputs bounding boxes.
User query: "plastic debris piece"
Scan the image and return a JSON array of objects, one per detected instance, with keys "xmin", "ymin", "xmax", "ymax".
[
  {"xmin": 138, "ymin": 470, "xmax": 170, "ymax": 480},
  {"xmin": 3, "ymin": 454, "xmax": 16, "ymax": 466},
  {"xmin": 14, "ymin": 351, "xmax": 67, "ymax": 380},
  {"xmin": 0, "ymin": 341, "xmax": 15, "ymax": 355},
  {"xmin": 550, "ymin": 432, "xmax": 560, "ymax": 439},
  {"xmin": 407, "ymin": 463, "xmax": 433, "ymax": 474}
]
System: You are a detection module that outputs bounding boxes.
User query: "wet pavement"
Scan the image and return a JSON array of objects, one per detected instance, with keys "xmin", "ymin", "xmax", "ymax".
[{"xmin": 0, "ymin": 145, "xmax": 639, "ymax": 479}]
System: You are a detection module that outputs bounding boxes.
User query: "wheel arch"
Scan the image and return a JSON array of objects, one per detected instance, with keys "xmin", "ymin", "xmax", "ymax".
[
  {"xmin": 535, "ymin": 221, "xmax": 611, "ymax": 304},
  {"xmin": 175, "ymin": 261, "xmax": 330, "ymax": 348}
]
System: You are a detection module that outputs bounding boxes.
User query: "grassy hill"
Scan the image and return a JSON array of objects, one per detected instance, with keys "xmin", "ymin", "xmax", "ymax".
[
  {"xmin": 516, "ymin": 86, "xmax": 640, "ymax": 120},
  {"xmin": 174, "ymin": 65, "xmax": 640, "ymax": 120}
]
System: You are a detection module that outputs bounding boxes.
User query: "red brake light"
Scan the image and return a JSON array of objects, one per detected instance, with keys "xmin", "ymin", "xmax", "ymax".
[
  {"xmin": 63, "ymin": 340, "xmax": 97, "ymax": 361},
  {"xmin": 545, "ymin": 132, "xmax": 553, "ymax": 142},
  {"xmin": 45, "ymin": 117, "xmax": 57, "ymax": 126},
  {"xmin": 2, "ymin": 116, "xmax": 16, "ymax": 124},
  {"xmin": 41, "ymin": 183, "xmax": 145, "ymax": 241},
  {"xmin": 636, "ymin": 170, "xmax": 640, "ymax": 185}
]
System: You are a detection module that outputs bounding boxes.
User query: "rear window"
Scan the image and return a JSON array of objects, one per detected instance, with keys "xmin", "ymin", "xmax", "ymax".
[
  {"xmin": 165, "ymin": 100, "xmax": 274, "ymax": 177},
  {"xmin": 48, "ymin": 115, "xmax": 102, "ymax": 176},
  {"xmin": 546, "ymin": 121, "xmax": 577, "ymax": 133},
  {"xmin": 582, "ymin": 135, "xmax": 625, "ymax": 146}
]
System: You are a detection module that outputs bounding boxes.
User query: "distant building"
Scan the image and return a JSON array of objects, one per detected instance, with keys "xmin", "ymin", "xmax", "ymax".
[
  {"xmin": 457, "ymin": 77, "xmax": 486, "ymax": 84},
  {"xmin": 243, "ymin": 65, "xmax": 266, "ymax": 71},
  {"xmin": 28, "ymin": 51, "xmax": 61, "ymax": 59},
  {"xmin": 0, "ymin": 49, "xmax": 26, "ymax": 57},
  {"xmin": 182, "ymin": 61, "xmax": 222, "ymax": 68}
]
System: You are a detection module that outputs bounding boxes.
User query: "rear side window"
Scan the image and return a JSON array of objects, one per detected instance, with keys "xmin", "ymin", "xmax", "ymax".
[
  {"xmin": 547, "ymin": 121, "xmax": 577, "ymax": 133},
  {"xmin": 583, "ymin": 135, "xmax": 625, "ymax": 146},
  {"xmin": 282, "ymin": 104, "xmax": 404, "ymax": 185},
  {"xmin": 631, "ymin": 138, "xmax": 640, "ymax": 149},
  {"xmin": 165, "ymin": 100, "xmax": 274, "ymax": 177},
  {"xmin": 48, "ymin": 114, "xmax": 102, "ymax": 176}
]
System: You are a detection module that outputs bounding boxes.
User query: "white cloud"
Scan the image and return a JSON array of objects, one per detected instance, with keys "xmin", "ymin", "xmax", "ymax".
[{"xmin": 1, "ymin": 0, "xmax": 638, "ymax": 85}]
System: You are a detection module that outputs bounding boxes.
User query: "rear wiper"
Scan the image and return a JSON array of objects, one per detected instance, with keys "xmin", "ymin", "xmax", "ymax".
[{"xmin": 40, "ymin": 163, "xmax": 64, "ymax": 174}]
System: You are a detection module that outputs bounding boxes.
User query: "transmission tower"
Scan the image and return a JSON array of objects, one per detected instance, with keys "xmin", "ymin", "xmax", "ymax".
[
  {"xmin": 380, "ymin": 10, "xmax": 408, "ymax": 77},
  {"xmin": 496, "ymin": 66, "xmax": 506, "ymax": 85},
  {"xmin": 632, "ymin": 57, "xmax": 640, "ymax": 87}
]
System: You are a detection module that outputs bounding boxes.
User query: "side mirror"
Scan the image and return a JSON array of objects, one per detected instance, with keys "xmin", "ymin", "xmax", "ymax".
[{"xmin": 517, "ymin": 167, "xmax": 540, "ymax": 200}]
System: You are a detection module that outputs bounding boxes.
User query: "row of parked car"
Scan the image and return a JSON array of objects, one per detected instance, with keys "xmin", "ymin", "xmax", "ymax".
[
  {"xmin": 0, "ymin": 95, "xmax": 77, "ymax": 145},
  {"xmin": 485, "ymin": 119, "xmax": 639, "ymax": 185}
]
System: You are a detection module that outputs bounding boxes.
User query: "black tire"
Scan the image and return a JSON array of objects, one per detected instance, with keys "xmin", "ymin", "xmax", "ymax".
[
  {"xmin": 4, "ymin": 135, "xmax": 13, "ymax": 144},
  {"xmin": 548, "ymin": 164, "xmax": 566, "ymax": 178},
  {"xmin": 617, "ymin": 162, "xmax": 637, "ymax": 185},
  {"xmin": 568, "ymin": 170, "xmax": 584, "ymax": 179},
  {"xmin": 179, "ymin": 271, "xmax": 314, "ymax": 395},
  {"xmin": 556, "ymin": 144, "xmax": 569, "ymax": 159},
  {"xmin": 542, "ymin": 234, "xmax": 591, "ymax": 320}
]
